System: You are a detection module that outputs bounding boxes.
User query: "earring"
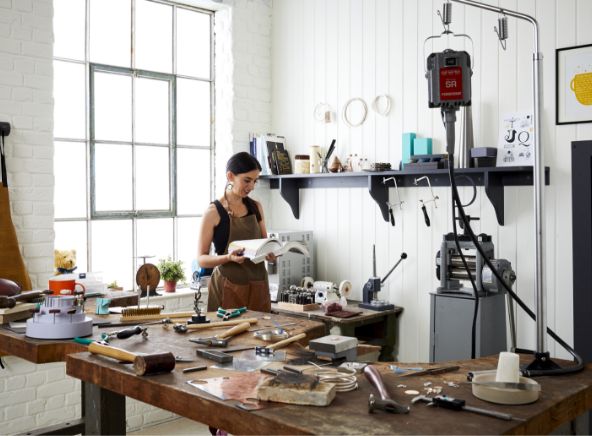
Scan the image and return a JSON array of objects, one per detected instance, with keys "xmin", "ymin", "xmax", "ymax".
[{"xmin": 226, "ymin": 182, "xmax": 233, "ymax": 191}]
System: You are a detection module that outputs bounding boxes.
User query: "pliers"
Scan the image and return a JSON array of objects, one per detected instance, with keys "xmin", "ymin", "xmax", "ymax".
[{"xmin": 217, "ymin": 306, "xmax": 247, "ymax": 320}]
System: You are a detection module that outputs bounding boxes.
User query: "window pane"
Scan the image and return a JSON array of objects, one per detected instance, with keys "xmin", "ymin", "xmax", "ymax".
[
  {"xmin": 94, "ymin": 143, "xmax": 132, "ymax": 211},
  {"xmin": 135, "ymin": 0, "xmax": 172, "ymax": 74},
  {"xmin": 54, "ymin": 141, "xmax": 86, "ymax": 218},
  {"xmin": 177, "ymin": 148, "xmax": 209, "ymax": 215},
  {"xmin": 178, "ymin": 217, "xmax": 200, "ymax": 282},
  {"xmin": 177, "ymin": 9, "xmax": 210, "ymax": 78},
  {"xmin": 93, "ymin": 71, "xmax": 132, "ymax": 142},
  {"xmin": 54, "ymin": 61, "xmax": 85, "ymax": 139},
  {"xmin": 136, "ymin": 146, "xmax": 169, "ymax": 211},
  {"xmin": 54, "ymin": 0, "xmax": 85, "ymax": 60},
  {"xmin": 91, "ymin": 220, "xmax": 133, "ymax": 290},
  {"xmin": 137, "ymin": 218, "xmax": 173, "ymax": 282},
  {"xmin": 135, "ymin": 77, "xmax": 169, "ymax": 144},
  {"xmin": 54, "ymin": 221, "xmax": 88, "ymax": 273},
  {"xmin": 177, "ymin": 79, "xmax": 210, "ymax": 146},
  {"xmin": 90, "ymin": 0, "xmax": 131, "ymax": 67}
]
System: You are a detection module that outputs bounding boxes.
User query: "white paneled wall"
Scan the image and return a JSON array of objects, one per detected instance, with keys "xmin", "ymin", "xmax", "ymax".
[{"xmin": 267, "ymin": 0, "xmax": 592, "ymax": 362}]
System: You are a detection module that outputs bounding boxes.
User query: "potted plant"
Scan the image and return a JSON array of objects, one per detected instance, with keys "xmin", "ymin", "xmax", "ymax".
[{"xmin": 157, "ymin": 257, "xmax": 186, "ymax": 293}]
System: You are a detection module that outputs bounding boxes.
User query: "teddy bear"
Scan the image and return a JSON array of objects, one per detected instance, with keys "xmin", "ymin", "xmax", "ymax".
[{"xmin": 54, "ymin": 249, "xmax": 77, "ymax": 275}]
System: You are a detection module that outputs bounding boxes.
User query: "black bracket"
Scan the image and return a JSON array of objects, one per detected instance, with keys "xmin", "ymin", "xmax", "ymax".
[{"xmin": 0, "ymin": 122, "xmax": 10, "ymax": 137}]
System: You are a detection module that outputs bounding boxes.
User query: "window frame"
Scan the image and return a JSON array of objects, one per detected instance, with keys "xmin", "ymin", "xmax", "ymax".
[{"xmin": 53, "ymin": 0, "xmax": 215, "ymax": 290}]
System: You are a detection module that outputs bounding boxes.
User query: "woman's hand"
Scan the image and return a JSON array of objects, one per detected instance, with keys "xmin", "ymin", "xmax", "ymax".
[
  {"xmin": 227, "ymin": 248, "xmax": 246, "ymax": 264},
  {"xmin": 265, "ymin": 252, "xmax": 278, "ymax": 263}
]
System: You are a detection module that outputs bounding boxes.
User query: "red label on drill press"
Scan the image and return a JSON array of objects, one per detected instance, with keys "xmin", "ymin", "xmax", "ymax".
[{"xmin": 439, "ymin": 66, "xmax": 463, "ymax": 101}]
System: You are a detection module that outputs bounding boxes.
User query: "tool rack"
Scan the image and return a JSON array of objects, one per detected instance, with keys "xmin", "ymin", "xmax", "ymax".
[{"xmin": 261, "ymin": 166, "xmax": 550, "ymax": 226}]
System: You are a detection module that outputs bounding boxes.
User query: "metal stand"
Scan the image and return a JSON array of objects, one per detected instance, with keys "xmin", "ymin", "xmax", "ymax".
[{"xmin": 450, "ymin": 0, "xmax": 556, "ymax": 372}]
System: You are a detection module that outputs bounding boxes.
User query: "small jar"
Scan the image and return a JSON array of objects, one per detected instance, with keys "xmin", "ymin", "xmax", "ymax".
[
  {"xmin": 294, "ymin": 154, "xmax": 310, "ymax": 174},
  {"xmin": 309, "ymin": 146, "xmax": 322, "ymax": 173}
]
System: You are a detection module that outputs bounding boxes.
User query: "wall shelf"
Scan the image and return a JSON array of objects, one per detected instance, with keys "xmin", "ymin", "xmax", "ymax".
[{"xmin": 262, "ymin": 166, "xmax": 550, "ymax": 226}]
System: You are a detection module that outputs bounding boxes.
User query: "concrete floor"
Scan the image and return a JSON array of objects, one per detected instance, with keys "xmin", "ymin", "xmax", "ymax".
[{"xmin": 129, "ymin": 417, "xmax": 211, "ymax": 435}]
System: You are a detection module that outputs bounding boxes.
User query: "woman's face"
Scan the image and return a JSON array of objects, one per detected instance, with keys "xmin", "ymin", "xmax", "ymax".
[{"xmin": 228, "ymin": 169, "xmax": 260, "ymax": 198}]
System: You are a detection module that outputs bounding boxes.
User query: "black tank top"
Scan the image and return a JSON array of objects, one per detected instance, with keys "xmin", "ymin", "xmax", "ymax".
[{"xmin": 212, "ymin": 198, "xmax": 261, "ymax": 255}]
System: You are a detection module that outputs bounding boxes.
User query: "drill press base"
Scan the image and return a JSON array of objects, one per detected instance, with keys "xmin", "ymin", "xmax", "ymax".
[{"xmin": 358, "ymin": 301, "xmax": 394, "ymax": 311}]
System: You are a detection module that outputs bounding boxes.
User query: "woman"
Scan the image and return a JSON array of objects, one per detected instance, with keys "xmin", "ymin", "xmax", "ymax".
[{"xmin": 197, "ymin": 152, "xmax": 275, "ymax": 312}]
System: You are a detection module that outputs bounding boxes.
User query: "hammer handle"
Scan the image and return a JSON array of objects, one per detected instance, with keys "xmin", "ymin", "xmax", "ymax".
[
  {"xmin": 88, "ymin": 341, "xmax": 137, "ymax": 363},
  {"xmin": 0, "ymin": 290, "xmax": 46, "ymax": 308},
  {"xmin": 364, "ymin": 365, "xmax": 391, "ymax": 401},
  {"xmin": 216, "ymin": 321, "xmax": 251, "ymax": 339},
  {"xmin": 184, "ymin": 318, "xmax": 258, "ymax": 331},
  {"xmin": 267, "ymin": 332, "xmax": 306, "ymax": 350}
]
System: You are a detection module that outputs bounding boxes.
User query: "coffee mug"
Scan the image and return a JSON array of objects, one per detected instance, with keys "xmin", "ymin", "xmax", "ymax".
[
  {"xmin": 48, "ymin": 278, "xmax": 86, "ymax": 296},
  {"xmin": 570, "ymin": 72, "xmax": 592, "ymax": 105}
]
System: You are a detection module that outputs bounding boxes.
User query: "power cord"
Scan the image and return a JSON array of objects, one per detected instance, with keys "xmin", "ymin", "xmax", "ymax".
[{"xmin": 444, "ymin": 114, "xmax": 583, "ymax": 375}]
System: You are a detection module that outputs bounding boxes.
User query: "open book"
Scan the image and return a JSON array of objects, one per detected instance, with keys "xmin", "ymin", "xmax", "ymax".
[{"xmin": 228, "ymin": 238, "xmax": 310, "ymax": 264}]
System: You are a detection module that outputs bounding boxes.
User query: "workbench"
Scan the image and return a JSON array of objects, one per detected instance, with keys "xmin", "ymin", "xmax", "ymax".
[
  {"xmin": 272, "ymin": 302, "xmax": 403, "ymax": 361},
  {"xmin": 64, "ymin": 321, "xmax": 592, "ymax": 436}
]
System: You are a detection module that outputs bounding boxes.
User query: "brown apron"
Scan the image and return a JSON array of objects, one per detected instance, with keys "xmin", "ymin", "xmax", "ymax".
[
  {"xmin": 0, "ymin": 143, "xmax": 33, "ymax": 291},
  {"xmin": 207, "ymin": 212, "xmax": 270, "ymax": 312}
]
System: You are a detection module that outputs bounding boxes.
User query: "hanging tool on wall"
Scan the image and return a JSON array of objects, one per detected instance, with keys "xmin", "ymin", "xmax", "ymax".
[
  {"xmin": 382, "ymin": 176, "xmax": 405, "ymax": 227},
  {"xmin": 414, "ymin": 176, "xmax": 438, "ymax": 227}
]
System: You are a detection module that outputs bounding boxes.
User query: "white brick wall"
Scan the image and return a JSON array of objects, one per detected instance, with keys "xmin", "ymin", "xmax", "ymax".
[{"xmin": 0, "ymin": 0, "xmax": 272, "ymax": 434}]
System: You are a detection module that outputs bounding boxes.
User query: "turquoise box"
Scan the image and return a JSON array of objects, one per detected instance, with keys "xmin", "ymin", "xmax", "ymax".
[
  {"xmin": 414, "ymin": 137, "xmax": 433, "ymax": 155},
  {"xmin": 402, "ymin": 133, "xmax": 416, "ymax": 168}
]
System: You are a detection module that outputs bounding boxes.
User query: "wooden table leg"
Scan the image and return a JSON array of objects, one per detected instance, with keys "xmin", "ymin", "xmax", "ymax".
[{"xmin": 84, "ymin": 382, "xmax": 126, "ymax": 435}]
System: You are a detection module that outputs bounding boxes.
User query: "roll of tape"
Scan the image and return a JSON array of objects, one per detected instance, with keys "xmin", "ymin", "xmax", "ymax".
[
  {"xmin": 301, "ymin": 276, "xmax": 314, "ymax": 289},
  {"xmin": 339, "ymin": 280, "xmax": 352, "ymax": 298}
]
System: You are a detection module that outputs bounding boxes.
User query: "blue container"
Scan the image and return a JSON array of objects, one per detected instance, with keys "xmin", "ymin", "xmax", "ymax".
[
  {"xmin": 414, "ymin": 137, "xmax": 433, "ymax": 155},
  {"xmin": 402, "ymin": 133, "xmax": 416, "ymax": 168}
]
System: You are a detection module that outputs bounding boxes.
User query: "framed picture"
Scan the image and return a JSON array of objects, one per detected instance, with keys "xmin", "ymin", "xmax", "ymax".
[{"xmin": 556, "ymin": 43, "xmax": 592, "ymax": 125}]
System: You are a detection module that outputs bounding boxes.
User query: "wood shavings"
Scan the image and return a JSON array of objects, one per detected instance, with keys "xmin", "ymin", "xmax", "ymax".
[
  {"xmin": 423, "ymin": 381, "xmax": 432, "ymax": 387},
  {"xmin": 446, "ymin": 381, "xmax": 459, "ymax": 388},
  {"xmin": 396, "ymin": 384, "xmax": 407, "ymax": 388},
  {"xmin": 404, "ymin": 390, "xmax": 420, "ymax": 396}
]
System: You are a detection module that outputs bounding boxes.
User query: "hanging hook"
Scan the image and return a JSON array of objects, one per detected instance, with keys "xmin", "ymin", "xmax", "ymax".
[
  {"xmin": 494, "ymin": 14, "xmax": 508, "ymax": 51},
  {"xmin": 437, "ymin": 1, "xmax": 452, "ymax": 34}
]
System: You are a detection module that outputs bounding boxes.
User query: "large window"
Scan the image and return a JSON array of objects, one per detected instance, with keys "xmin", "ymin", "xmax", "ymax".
[{"xmin": 53, "ymin": 0, "xmax": 213, "ymax": 290}]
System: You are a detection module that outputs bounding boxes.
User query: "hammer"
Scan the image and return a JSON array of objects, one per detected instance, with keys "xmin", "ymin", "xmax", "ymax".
[
  {"xmin": 255, "ymin": 332, "xmax": 306, "ymax": 355},
  {"xmin": 87, "ymin": 341, "xmax": 176, "ymax": 376},
  {"xmin": 364, "ymin": 365, "xmax": 410, "ymax": 414},
  {"xmin": 0, "ymin": 290, "xmax": 50, "ymax": 309},
  {"xmin": 189, "ymin": 321, "xmax": 251, "ymax": 347}
]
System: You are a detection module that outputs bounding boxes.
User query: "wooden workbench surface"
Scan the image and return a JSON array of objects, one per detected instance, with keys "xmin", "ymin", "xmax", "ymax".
[
  {"xmin": 66, "ymin": 319, "xmax": 592, "ymax": 436},
  {"xmin": 272, "ymin": 302, "xmax": 403, "ymax": 325}
]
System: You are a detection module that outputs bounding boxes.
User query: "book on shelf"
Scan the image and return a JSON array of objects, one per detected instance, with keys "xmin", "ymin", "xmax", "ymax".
[{"xmin": 228, "ymin": 237, "xmax": 310, "ymax": 264}]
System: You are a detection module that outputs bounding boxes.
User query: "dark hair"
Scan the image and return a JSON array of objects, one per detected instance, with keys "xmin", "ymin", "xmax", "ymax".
[{"xmin": 226, "ymin": 152, "xmax": 262, "ymax": 174}]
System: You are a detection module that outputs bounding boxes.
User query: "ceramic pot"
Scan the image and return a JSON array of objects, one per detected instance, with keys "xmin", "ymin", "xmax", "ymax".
[{"xmin": 164, "ymin": 280, "xmax": 177, "ymax": 293}]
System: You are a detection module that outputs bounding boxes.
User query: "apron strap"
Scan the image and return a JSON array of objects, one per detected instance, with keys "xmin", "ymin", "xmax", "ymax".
[{"xmin": 1, "ymin": 133, "xmax": 7, "ymax": 188}]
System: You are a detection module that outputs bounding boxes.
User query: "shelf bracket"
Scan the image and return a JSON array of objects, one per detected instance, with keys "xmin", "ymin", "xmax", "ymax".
[
  {"xmin": 279, "ymin": 178, "xmax": 300, "ymax": 219},
  {"xmin": 368, "ymin": 176, "xmax": 390, "ymax": 222},
  {"xmin": 484, "ymin": 171, "xmax": 504, "ymax": 225}
]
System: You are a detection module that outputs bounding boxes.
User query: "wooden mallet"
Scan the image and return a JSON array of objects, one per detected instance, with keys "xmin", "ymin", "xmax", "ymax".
[{"xmin": 87, "ymin": 341, "xmax": 176, "ymax": 376}]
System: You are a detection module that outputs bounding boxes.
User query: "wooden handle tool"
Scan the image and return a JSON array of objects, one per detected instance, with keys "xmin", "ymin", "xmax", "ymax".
[
  {"xmin": 87, "ymin": 341, "xmax": 175, "ymax": 376},
  {"xmin": 119, "ymin": 311, "xmax": 194, "ymax": 322},
  {"xmin": 0, "ymin": 290, "xmax": 47, "ymax": 309},
  {"xmin": 183, "ymin": 318, "xmax": 259, "ymax": 331},
  {"xmin": 267, "ymin": 332, "xmax": 306, "ymax": 351},
  {"xmin": 216, "ymin": 321, "xmax": 251, "ymax": 339}
]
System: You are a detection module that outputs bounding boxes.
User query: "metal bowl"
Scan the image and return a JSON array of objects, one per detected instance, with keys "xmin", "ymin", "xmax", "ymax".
[{"xmin": 254, "ymin": 328, "xmax": 290, "ymax": 342}]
